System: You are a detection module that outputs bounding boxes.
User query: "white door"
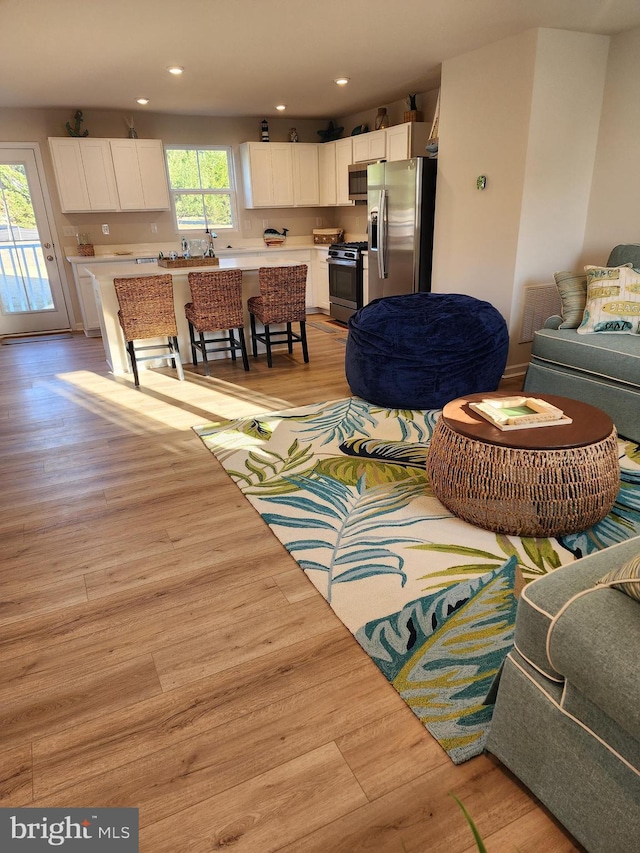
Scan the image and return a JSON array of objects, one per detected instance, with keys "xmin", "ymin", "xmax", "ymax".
[{"xmin": 0, "ymin": 146, "xmax": 70, "ymax": 334}]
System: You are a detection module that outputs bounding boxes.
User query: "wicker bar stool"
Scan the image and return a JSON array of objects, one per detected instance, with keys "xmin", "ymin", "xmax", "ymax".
[
  {"xmin": 113, "ymin": 274, "xmax": 184, "ymax": 387},
  {"xmin": 247, "ymin": 264, "xmax": 309, "ymax": 368},
  {"xmin": 185, "ymin": 269, "xmax": 249, "ymax": 375}
]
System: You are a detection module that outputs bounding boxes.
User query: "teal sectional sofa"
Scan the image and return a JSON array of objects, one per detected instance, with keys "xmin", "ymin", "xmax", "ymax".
[
  {"xmin": 486, "ymin": 536, "xmax": 640, "ymax": 853},
  {"xmin": 523, "ymin": 244, "xmax": 640, "ymax": 443}
]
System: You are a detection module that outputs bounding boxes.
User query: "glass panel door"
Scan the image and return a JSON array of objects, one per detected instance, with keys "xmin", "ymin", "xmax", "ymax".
[{"xmin": 0, "ymin": 147, "xmax": 70, "ymax": 335}]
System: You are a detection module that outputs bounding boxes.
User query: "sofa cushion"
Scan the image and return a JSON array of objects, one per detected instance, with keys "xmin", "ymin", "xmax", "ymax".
[
  {"xmin": 513, "ymin": 538, "xmax": 640, "ymax": 680},
  {"xmin": 578, "ymin": 265, "xmax": 640, "ymax": 335},
  {"xmin": 607, "ymin": 243, "xmax": 640, "ymax": 269},
  {"xmin": 530, "ymin": 327, "xmax": 640, "ymax": 389},
  {"xmin": 548, "ymin": 583, "xmax": 640, "ymax": 743},
  {"xmin": 597, "ymin": 552, "xmax": 640, "ymax": 602},
  {"xmin": 554, "ymin": 270, "xmax": 587, "ymax": 329}
]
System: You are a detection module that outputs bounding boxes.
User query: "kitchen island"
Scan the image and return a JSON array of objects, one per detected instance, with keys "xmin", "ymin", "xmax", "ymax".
[{"xmin": 85, "ymin": 257, "xmax": 303, "ymax": 375}]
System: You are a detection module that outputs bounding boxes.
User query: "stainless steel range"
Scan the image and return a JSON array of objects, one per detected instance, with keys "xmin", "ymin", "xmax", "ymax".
[{"xmin": 327, "ymin": 241, "xmax": 367, "ymax": 324}]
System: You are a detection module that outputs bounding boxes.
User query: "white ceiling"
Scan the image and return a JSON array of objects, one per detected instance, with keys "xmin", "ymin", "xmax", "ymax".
[{"xmin": 3, "ymin": 0, "xmax": 640, "ymax": 119}]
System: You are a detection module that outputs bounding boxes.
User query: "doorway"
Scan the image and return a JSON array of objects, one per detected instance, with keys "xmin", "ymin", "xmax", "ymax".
[{"xmin": 0, "ymin": 145, "xmax": 70, "ymax": 335}]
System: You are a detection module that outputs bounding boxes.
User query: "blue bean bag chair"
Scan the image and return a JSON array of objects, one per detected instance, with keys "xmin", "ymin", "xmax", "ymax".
[{"xmin": 345, "ymin": 292, "xmax": 509, "ymax": 410}]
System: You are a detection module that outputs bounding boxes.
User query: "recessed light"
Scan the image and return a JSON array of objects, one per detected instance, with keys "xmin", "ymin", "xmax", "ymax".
[
  {"xmin": 334, "ymin": 77, "xmax": 350, "ymax": 86},
  {"xmin": 136, "ymin": 98, "xmax": 149, "ymax": 105},
  {"xmin": 167, "ymin": 66, "xmax": 184, "ymax": 75},
  {"xmin": 275, "ymin": 104, "xmax": 286, "ymax": 111}
]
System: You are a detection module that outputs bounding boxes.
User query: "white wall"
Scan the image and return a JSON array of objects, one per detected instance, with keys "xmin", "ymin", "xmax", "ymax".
[
  {"xmin": 432, "ymin": 28, "xmax": 609, "ymax": 370},
  {"xmin": 510, "ymin": 29, "xmax": 609, "ymax": 364},
  {"xmin": 431, "ymin": 29, "xmax": 538, "ymax": 320},
  {"xmin": 583, "ymin": 25, "xmax": 640, "ymax": 263}
]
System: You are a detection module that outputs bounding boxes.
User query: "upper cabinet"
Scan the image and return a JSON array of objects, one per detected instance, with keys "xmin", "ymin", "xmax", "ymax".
[
  {"xmin": 48, "ymin": 137, "xmax": 170, "ymax": 213},
  {"xmin": 335, "ymin": 138, "xmax": 354, "ymax": 206},
  {"xmin": 319, "ymin": 138, "xmax": 353, "ymax": 207},
  {"xmin": 318, "ymin": 142, "xmax": 337, "ymax": 206},
  {"xmin": 48, "ymin": 138, "xmax": 119, "ymax": 212},
  {"xmin": 352, "ymin": 129, "xmax": 387, "ymax": 163},
  {"xmin": 239, "ymin": 124, "xmax": 433, "ymax": 210},
  {"xmin": 385, "ymin": 122, "xmax": 432, "ymax": 161},
  {"xmin": 292, "ymin": 144, "xmax": 320, "ymax": 206},
  {"xmin": 240, "ymin": 142, "xmax": 293, "ymax": 207},
  {"xmin": 109, "ymin": 139, "xmax": 170, "ymax": 210},
  {"xmin": 351, "ymin": 123, "xmax": 433, "ymax": 164},
  {"xmin": 239, "ymin": 142, "xmax": 320, "ymax": 208}
]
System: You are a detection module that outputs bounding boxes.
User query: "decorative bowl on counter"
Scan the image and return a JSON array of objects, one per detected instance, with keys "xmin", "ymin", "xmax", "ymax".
[{"xmin": 263, "ymin": 227, "xmax": 288, "ymax": 247}]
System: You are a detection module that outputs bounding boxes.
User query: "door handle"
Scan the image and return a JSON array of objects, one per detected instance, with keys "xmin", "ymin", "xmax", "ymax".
[
  {"xmin": 46, "ymin": 255, "xmax": 54, "ymax": 261},
  {"xmin": 377, "ymin": 189, "xmax": 387, "ymax": 279}
]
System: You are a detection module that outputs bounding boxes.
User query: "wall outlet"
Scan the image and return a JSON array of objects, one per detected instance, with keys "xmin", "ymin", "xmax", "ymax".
[
  {"xmin": 101, "ymin": 224, "xmax": 110, "ymax": 235},
  {"xmin": 315, "ymin": 217, "xmax": 323, "ymax": 226},
  {"xmin": 243, "ymin": 219, "xmax": 252, "ymax": 233},
  {"xmin": 262, "ymin": 219, "xmax": 269, "ymax": 229},
  {"xmin": 355, "ymin": 218, "xmax": 360, "ymax": 228},
  {"xmin": 62, "ymin": 226, "xmax": 77, "ymax": 237},
  {"xmin": 151, "ymin": 223, "xmax": 158, "ymax": 234}
]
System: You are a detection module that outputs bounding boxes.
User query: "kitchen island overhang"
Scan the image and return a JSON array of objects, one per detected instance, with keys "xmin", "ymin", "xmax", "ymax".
[{"xmin": 85, "ymin": 258, "xmax": 302, "ymax": 375}]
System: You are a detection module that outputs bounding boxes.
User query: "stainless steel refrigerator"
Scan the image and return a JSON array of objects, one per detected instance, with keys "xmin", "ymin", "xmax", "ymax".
[{"xmin": 367, "ymin": 157, "xmax": 437, "ymax": 301}]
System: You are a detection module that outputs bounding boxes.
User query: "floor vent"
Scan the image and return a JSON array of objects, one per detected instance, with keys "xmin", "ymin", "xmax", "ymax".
[{"xmin": 519, "ymin": 285, "xmax": 562, "ymax": 343}]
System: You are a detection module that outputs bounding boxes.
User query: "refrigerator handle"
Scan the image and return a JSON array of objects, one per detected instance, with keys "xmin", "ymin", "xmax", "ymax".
[
  {"xmin": 369, "ymin": 208, "xmax": 378, "ymax": 252},
  {"xmin": 377, "ymin": 189, "xmax": 387, "ymax": 279}
]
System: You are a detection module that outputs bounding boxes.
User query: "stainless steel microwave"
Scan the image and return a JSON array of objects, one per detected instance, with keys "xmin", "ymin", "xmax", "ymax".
[{"xmin": 348, "ymin": 160, "xmax": 382, "ymax": 201}]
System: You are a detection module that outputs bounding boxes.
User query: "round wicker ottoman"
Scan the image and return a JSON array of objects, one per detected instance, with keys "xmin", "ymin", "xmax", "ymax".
[{"xmin": 427, "ymin": 393, "xmax": 620, "ymax": 537}]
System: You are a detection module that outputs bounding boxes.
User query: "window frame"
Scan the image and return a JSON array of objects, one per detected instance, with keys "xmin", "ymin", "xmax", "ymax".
[{"xmin": 164, "ymin": 144, "xmax": 238, "ymax": 234}]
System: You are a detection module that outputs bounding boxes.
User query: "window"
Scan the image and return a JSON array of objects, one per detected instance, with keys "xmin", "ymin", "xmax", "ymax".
[{"xmin": 165, "ymin": 146, "xmax": 236, "ymax": 232}]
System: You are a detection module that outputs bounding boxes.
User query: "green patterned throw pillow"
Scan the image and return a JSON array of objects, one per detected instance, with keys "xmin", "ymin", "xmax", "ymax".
[
  {"xmin": 554, "ymin": 270, "xmax": 587, "ymax": 328},
  {"xmin": 578, "ymin": 265, "xmax": 640, "ymax": 335},
  {"xmin": 597, "ymin": 553, "xmax": 640, "ymax": 602}
]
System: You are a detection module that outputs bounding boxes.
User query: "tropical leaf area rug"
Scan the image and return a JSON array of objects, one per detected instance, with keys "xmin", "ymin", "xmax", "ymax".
[{"xmin": 194, "ymin": 397, "xmax": 640, "ymax": 764}]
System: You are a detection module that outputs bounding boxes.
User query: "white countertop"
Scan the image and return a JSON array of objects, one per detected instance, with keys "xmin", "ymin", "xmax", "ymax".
[
  {"xmin": 66, "ymin": 237, "xmax": 367, "ymax": 266},
  {"xmin": 66, "ymin": 242, "xmax": 322, "ymax": 265},
  {"xmin": 83, "ymin": 257, "xmax": 302, "ymax": 279}
]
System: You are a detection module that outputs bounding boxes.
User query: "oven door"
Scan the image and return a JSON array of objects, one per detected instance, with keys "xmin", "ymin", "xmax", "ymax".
[{"xmin": 328, "ymin": 258, "xmax": 362, "ymax": 324}]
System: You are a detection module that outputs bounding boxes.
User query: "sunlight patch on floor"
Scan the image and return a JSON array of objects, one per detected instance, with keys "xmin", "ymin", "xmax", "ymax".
[{"xmin": 39, "ymin": 369, "xmax": 292, "ymax": 433}]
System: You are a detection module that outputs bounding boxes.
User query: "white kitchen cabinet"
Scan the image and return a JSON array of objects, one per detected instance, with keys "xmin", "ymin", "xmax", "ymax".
[
  {"xmin": 270, "ymin": 145, "xmax": 295, "ymax": 206},
  {"xmin": 352, "ymin": 129, "xmax": 387, "ymax": 163},
  {"xmin": 318, "ymin": 142, "xmax": 337, "ymax": 206},
  {"xmin": 319, "ymin": 138, "xmax": 353, "ymax": 207},
  {"xmin": 292, "ymin": 144, "xmax": 320, "ymax": 206},
  {"xmin": 77, "ymin": 273, "xmax": 101, "ymax": 335},
  {"xmin": 49, "ymin": 137, "xmax": 168, "ymax": 212},
  {"xmin": 240, "ymin": 142, "xmax": 320, "ymax": 208},
  {"xmin": 109, "ymin": 139, "xmax": 170, "ymax": 210},
  {"xmin": 335, "ymin": 137, "xmax": 353, "ymax": 206},
  {"xmin": 48, "ymin": 138, "xmax": 119, "ymax": 212},
  {"xmin": 68, "ymin": 260, "xmax": 102, "ymax": 336},
  {"xmin": 239, "ymin": 142, "xmax": 294, "ymax": 208},
  {"xmin": 385, "ymin": 122, "xmax": 432, "ymax": 161},
  {"xmin": 313, "ymin": 247, "xmax": 330, "ymax": 311}
]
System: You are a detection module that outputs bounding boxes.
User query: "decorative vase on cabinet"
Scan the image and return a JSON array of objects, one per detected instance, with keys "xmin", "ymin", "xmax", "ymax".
[{"xmin": 375, "ymin": 108, "xmax": 390, "ymax": 130}]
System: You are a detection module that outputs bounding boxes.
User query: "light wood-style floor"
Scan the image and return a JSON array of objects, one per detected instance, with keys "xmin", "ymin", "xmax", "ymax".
[{"xmin": 0, "ymin": 316, "xmax": 583, "ymax": 852}]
